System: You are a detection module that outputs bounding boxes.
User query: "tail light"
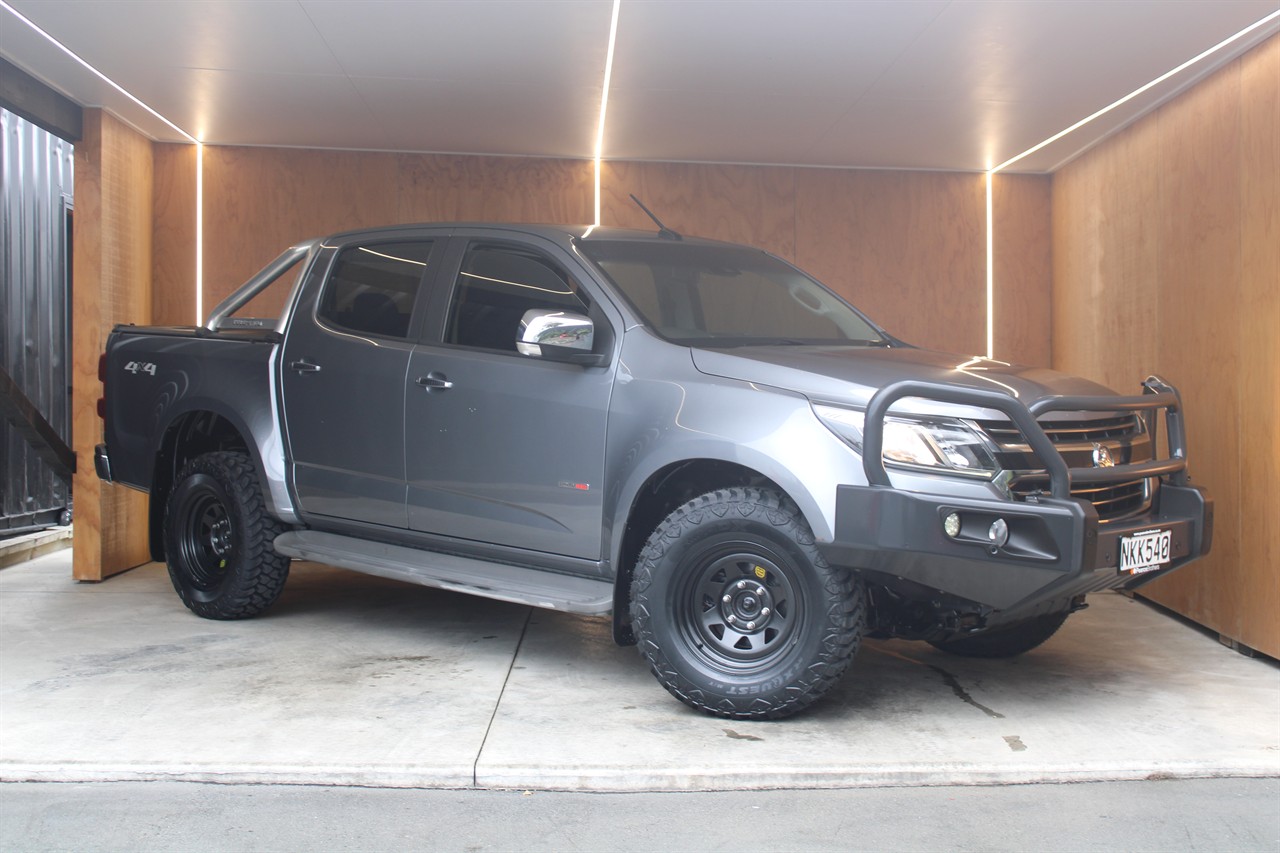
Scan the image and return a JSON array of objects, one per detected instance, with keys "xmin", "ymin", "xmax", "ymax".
[{"xmin": 97, "ymin": 353, "xmax": 106, "ymax": 419}]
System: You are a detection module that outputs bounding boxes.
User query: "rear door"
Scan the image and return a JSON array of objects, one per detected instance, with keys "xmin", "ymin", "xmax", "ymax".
[
  {"xmin": 404, "ymin": 235, "xmax": 616, "ymax": 561},
  {"xmin": 281, "ymin": 235, "xmax": 444, "ymax": 528}
]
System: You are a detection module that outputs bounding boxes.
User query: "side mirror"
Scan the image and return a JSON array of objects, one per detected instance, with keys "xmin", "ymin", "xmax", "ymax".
[{"xmin": 517, "ymin": 309, "xmax": 603, "ymax": 366}]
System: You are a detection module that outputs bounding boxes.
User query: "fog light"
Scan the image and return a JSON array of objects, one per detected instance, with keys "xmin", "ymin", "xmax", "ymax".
[
  {"xmin": 944, "ymin": 512, "xmax": 961, "ymax": 538},
  {"xmin": 988, "ymin": 518, "xmax": 1009, "ymax": 548}
]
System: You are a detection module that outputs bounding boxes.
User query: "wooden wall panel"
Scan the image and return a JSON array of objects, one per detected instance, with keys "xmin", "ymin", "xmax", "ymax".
[
  {"xmin": 71, "ymin": 110, "xmax": 153, "ymax": 581},
  {"xmin": 200, "ymin": 146, "xmax": 401, "ymax": 317},
  {"xmin": 795, "ymin": 169, "xmax": 986, "ymax": 356},
  {"xmin": 600, "ymin": 161, "xmax": 796, "ymax": 260},
  {"xmin": 1052, "ymin": 115, "xmax": 1162, "ymax": 389},
  {"xmin": 1048, "ymin": 145, "xmax": 1099, "ymax": 379},
  {"xmin": 1236, "ymin": 30, "xmax": 1280, "ymax": 655},
  {"xmin": 151, "ymin": 143, "xmax": 196, "ymax": 326},
  {"xmin": 164, "ymin": 149, "xmax": 594, "ymax": 322},
  {"xmin": 1151, "ymin": 59, "xmax": 1243, "ymax": 627},
  {"xmin": 992, "ymin": 174, "xmax": 1051, "ymax": 366},
  {"xmin": 156, "ymin": 148, "xmax": 1001, "ymax": 359},
  {"xmin": 397, "ymin": 154, "xmax": 593, "ymax": 224},
  {"xmin": 1052, "ymin": 33, "xmax": 1279, "ymax": 657}
]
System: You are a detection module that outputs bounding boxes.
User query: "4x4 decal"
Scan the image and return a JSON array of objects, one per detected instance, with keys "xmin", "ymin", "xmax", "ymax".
[{"xmin": 123, "ymin": 360, "xmax": 157, "ymax": 376}]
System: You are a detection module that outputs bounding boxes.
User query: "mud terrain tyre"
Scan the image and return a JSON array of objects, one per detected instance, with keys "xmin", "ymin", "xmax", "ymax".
[
  {"xmin": 928, "ymin": 611, "xmax": 1070, "ymax": 659},
  {"xmin": 164, "ymin": 451, "xmax": 290, "ymax": 619},
  {"xmin": 632, "ymin": 488, "xmax": 864, "ymax": 720}
]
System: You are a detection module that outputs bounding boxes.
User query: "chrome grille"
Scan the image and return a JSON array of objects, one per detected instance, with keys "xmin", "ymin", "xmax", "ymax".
[
  {"xmin": 980, "ymin": 413, "xmax": 1152, "ymax": 522},
  {"xmin": 978, "ymin": 414, "xmax": 1142, "ymax": 448}
]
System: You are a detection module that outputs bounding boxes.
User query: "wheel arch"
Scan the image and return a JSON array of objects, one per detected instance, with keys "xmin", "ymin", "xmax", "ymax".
[
  {"xmin": 148, "ymin": 409, "xmax": 269, "ymax": 562},
  {"xmin": 611, "ymin": 458, "xmax": 800, "ymax": 646}
]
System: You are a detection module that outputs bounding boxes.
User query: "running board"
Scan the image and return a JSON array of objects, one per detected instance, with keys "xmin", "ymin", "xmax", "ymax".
[{"xmin": 273, "ymin": 530, "xmax": 614, "ymax": 615}]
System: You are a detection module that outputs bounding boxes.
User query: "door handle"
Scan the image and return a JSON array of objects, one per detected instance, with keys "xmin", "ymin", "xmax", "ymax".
[
  {"xmin": 290, "ymin": 360, "xmax": 321, "ymax": 374},
  {"xmin": 415, "ymin": 373, "xmax": 453, "ymax": 391}
]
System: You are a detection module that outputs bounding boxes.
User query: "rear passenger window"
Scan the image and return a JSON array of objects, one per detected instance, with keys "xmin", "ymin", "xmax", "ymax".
[
  {"xmin": 445, "ymin": 244, "xmax": 589, "ymax": 353},
  {"xmin": 317, "ymin": 241, "xmax": 435, "ymax": 339}
]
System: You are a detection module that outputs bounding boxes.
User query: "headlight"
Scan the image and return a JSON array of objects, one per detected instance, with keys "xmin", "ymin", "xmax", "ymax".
[{"xmin": 813, "ymin": 404, "xmax": 998, "ymax": 478}]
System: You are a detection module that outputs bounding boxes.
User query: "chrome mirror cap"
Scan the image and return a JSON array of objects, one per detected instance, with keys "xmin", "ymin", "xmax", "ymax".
[{"xmin": 518, "ymin": 309, "xmax": 594, "ymax": 357}]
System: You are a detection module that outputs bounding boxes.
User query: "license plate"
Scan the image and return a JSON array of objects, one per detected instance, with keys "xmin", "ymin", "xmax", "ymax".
[{"xmin": 1120, "ymin": 529, "xmax": 1172, "ymax": 574}]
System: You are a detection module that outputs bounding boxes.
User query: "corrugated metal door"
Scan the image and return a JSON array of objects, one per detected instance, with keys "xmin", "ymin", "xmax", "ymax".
[{"xmin": 0, "ymin": 108, "xmax": 74, "ymax": 535}]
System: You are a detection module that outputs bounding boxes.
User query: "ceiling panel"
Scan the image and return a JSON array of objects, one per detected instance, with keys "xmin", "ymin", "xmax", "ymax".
[
  {"xmin": 607, "ymin": 1, "xmax": 947, "ymax": 97},
  {"xmin": 350, "ymin": 75, "xmax": 603, "ymax": 158},
  {"xmin": 2, "ymin": 0, "xmax": 1278, "ymax": 172},
  {"xmin": 603, "ymin": 88, "xmax": 846, "ymax": 164},
  {"xmin": 103, "ymin": 66, "xmax": 387, "ymax": 150},
  {"xmin": 5, "ymin": 0, "xmax": 342, "ymax": 76},
  {"xmin": 300, "ymin": 0, "xmax": 613, "ymax": 85}
]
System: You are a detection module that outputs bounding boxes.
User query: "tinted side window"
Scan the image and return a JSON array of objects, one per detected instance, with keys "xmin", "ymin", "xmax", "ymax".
[
  {"xmin": 317, "ymin": 241, "xmax": 435, "ymax": 339},
  {"xmin": 445, "ymin": 244, "xmax": 589, "ymax": 353}
]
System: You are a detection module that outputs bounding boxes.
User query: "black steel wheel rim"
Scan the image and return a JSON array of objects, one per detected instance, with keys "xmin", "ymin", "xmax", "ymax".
[
  {"xmin": 676, "ymin": 540, "xmax": 806, "ymax": 671},
  {"xmin": 176, "ymin": 481, "xmax": 235, "ymax": 591}
]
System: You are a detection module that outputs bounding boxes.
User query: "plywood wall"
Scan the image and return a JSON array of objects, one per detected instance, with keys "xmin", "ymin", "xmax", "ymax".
[
  {"xmin": 151, "ymin": 143, "xmax": 196, "ymax": 327},
  {"xmin": 600, "ymin": 164, "xmax": 1050, "ymax": 364},
  {"xmin": 993, "ymin": 174, "xmax": 1052, "ymax": 368},
  {"xmin": 601, "ymin": 161, "xmax": 797, "ymax": 260},
  {"xmin": 795, "ymin": 169, "xmax": 989, "ymax": 357},
  {"xmin": 1052, "ymin": 34, "xmax": 1279, "ymax": 657},
  {"xmin": 154, "ymin": 150, "xmax": 1051, "ymax": 364},
  {"xmin": 71, "ymin": 110, "xmax": 153, "ymax": 580},
  {"xmin": 146, "ymin": 148, "xmax": 596, "ymax": 324},
  {"xmin": 195, "ymin": 149, "xmax": 594, "ymax": 322}
]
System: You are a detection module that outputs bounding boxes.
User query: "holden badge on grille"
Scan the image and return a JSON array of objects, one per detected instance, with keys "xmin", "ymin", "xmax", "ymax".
[{"xmin": 1092, "ymin": 442, "xmax": 1116, "ymax": 468}]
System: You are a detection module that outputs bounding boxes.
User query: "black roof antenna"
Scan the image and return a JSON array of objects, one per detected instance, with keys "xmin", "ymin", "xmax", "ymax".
[{"xmin": 629, "ymin": 194, "xmax": 682, "ymax": 241}]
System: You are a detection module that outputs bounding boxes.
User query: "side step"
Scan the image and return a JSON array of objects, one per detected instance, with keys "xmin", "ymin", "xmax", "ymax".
[{"xmin": 273, "ymin": 530, "xmax": 614, "ymax": 615}]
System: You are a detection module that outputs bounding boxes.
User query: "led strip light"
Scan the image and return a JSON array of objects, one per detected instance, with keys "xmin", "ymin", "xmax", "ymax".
[
  {"xmin": 0, "ymin": 0, "xmax": 205, "ymax": 324},
  {"xmin": 594, "ymin": 0, "xmax": 622, "ymax": 227},
  {"xmin": 983, "ymin": 7, "xmax": 1280, "ymax": 359},
  {"xmin": 5, "ymin": 0, "xmax": 1276, "ymax": 337}
]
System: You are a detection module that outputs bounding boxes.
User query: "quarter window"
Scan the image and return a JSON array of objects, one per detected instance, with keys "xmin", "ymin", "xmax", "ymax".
[{"xmin": 317, "ymin": 241, "xmax": 435, "ymax": 339}]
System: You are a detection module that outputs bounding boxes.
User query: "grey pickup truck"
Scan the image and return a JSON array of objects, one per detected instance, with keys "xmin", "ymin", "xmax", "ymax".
[{"xmin": 95, "ymin": 221, "xmax": 1213, "ymax": 719}]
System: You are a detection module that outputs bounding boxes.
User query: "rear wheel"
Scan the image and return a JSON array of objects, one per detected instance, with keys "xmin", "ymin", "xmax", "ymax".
[
  {"xmin": 632, "ymin": 488, "xmax": 864, "ymax": 720},
  {"xmin": 928, "ymin": 611, "xmax": 1070, "ymax": 659},
  {"xmin": 164, "ymin": 451, "xmax": 290, "ymax": 619}
]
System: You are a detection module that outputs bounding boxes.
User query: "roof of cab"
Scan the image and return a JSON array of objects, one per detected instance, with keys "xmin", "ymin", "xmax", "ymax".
[{"xmin": 318, "ymin": 222, "xmax": 746, "ymax": 248}]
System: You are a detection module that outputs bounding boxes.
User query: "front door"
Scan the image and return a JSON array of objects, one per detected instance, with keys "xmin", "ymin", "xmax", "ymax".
[
  {"xmin": 281, "ymin": 238, "xmax": 441, "ymax": 528},
  {"xmin": 405, "ymin": 239, "xmax": 614, "ymax": 561}
]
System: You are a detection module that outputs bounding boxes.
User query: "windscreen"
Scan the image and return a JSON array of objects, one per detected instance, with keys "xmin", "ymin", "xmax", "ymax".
[{"xmin": 580, "ymin": 241, "xmax": 885, "ymax": 347}]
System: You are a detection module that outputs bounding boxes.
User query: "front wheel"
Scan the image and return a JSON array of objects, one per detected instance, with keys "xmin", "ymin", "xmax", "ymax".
[
  {"xmin": 631, "ymin": 488, "xmax": 864, "ymax": 720},
  {"xmin": 164, "ymin": 451, "xmax": 290, "ymax": 619}
]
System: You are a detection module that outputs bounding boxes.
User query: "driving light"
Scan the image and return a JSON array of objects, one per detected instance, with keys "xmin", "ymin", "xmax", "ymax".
[
  {"xmin": 944, "ymin": 513, "xmax": 962, "ymax": 538},
  {"xmin": 988, "ymin": 518, "xmax": 1010, "ymax": 548}
]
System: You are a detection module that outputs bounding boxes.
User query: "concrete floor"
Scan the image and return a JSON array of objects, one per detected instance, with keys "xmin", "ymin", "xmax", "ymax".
[{"xmin": 2, "ymin": 550, "xmax": 1278, "ymax": 792}]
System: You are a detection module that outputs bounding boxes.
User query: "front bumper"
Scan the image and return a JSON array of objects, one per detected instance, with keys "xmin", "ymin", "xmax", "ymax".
[
  {"xmin": 821, "ymin": 481, "xmax": 1213, "ymax": 615},
  {"xmin": 820, "ymin": 375, "xmax": 1214, "ymax": 619}
]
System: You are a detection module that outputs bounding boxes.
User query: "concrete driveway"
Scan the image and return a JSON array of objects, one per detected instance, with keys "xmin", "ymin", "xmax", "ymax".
[{"xmin": 2, "ymin": 550, "xmax": 1277, "ymax": 791}]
